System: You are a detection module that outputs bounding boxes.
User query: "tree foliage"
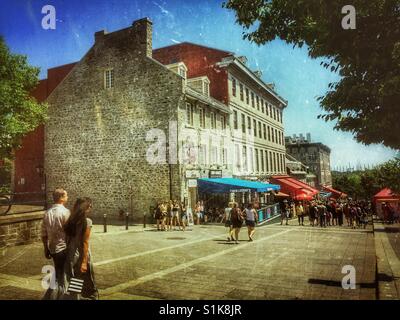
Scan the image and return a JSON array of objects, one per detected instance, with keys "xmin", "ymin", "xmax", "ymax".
[
  {"xmin": 0, "ymin": 36, "xmax": 47, "ymax": 159},
  {"xmin": 332, "ymin": 157, "xmax": 400, "ymax": 199},
  {"xmin": 223, "ymin": 0, "xmax": 400, "ymax": 149}
]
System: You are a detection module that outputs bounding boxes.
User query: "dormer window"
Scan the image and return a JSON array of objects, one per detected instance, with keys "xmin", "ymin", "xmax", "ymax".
[
  {"xmin": 165, "ymin": 62, "xmax": 188, "ymax": 80},
  {"xmin": 187, "ymin": 76, "xmax": 210, "ymax": 97}
]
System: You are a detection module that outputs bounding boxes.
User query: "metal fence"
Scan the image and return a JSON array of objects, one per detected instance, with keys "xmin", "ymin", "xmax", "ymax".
[
  {"xmin": 0, "ymin": 192, "xmax": 47, "ymax": 215},
  {"xmin": 257, "ymin": 203, "xmax": 281, "ymax": 223}
]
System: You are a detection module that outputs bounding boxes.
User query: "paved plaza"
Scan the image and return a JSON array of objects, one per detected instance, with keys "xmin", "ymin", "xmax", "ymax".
[{"xmin": 0, "ymin": 217, "xmax": 398, "ymax": 300}]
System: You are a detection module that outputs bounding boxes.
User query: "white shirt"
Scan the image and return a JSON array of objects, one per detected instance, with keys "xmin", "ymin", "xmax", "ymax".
[
  {"xmin": 41, "ymin": 204, "xmax": 71, "ymax": 254},
  {"xmin": 245, "ymin": 208, "xmax": 255, "ymax": 221}
]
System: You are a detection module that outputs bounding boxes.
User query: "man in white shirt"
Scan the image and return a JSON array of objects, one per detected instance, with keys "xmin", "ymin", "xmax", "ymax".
[{"xmin": 41, "ymin": 188, "xmax": 70, "ymax": 290}]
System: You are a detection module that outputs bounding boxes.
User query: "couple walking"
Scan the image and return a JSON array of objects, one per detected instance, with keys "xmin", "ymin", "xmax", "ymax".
[
  {"xmin": 225, "ymin": 202, "xmax": 258, "ymax": 244},
  {"xmin": 41, "ymin": 188, "xmax": 98, "ymax": 300}
]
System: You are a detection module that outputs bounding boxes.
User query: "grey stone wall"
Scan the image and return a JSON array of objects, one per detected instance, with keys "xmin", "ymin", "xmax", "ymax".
[
  {"xmin": 45, "ymin": 20, "xmax": 185, "ymax": 222},
  {"xmin": 0, "ymin": 212, "xmax": 44, "ymax": 248}
]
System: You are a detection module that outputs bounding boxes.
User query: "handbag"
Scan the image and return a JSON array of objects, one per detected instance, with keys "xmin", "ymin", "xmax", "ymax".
[{"xmin": 67, "ymin": 277, "xmax": 84, "ymax": 294}]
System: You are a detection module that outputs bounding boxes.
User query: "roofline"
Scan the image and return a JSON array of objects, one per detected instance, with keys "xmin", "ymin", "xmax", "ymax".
[
  {"xmin": 153, "ymin": 41, "xmax": 234, "ymax": 55},
  {"xmin": 217, "ymin": 56, "xmax": 288, "ymax": 108}
]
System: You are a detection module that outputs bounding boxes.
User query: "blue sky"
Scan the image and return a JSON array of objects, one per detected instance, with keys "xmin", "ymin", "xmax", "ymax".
[{"xmin": 1, "ymin": 0, "xmax": 397, "ymax": 169}]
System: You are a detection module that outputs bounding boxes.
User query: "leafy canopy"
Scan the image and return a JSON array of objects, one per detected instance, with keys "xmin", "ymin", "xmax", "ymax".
[
  {"xmin": 0, "ymin": 36, "xmax": 47, "ymax": 159},
  {"xmin": 223, "ymin": 0, "xmax": 400, "ymax": 149}
]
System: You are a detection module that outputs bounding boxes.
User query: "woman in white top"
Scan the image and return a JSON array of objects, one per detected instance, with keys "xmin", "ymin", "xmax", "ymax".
[
  {"xmin": 245, "ymin": 203, "xmax": 258, "ymax": 242},
  {"xmin": 224, "ymin": 202, "xmax": 234, "ymax": 242}
]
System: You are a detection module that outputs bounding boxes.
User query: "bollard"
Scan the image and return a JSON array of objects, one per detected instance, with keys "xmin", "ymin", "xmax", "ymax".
[
  {"xmin": 103, "ymin": 213, "xmax": 107, "ymax": 233},
  {"xmin": 125, "ymin": 212, "xmax": 129, "ymax": 230},
  {"xmin": 143, "ymin": 213, "xmax": 146, "ymax": 228}
]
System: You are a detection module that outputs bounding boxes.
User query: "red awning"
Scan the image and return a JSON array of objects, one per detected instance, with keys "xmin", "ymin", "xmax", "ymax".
[
  {"xmin": 270, "ymin": 175, "xmax": 319, "ymax": 201},
  {"xmin": 373, "ymin": 188, "xmax": 399, "ymax": 201},
  {"xmin": 322, "ymin": 185, "xmax": 347, "ymax": 198}
]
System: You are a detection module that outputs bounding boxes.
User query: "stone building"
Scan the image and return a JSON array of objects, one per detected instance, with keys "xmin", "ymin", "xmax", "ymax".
[
  {"xmin": 13, "ymin": 18, "xmax": 288, "ymax": 221},
  {"xmin": 285, "ymin": 133, "xmax": 332, "ymax": 188}
]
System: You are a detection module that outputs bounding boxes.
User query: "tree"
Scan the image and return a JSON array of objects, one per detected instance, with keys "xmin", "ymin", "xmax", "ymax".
[
  {"xmin": 223, "ymin": 0, "xmax": 400, "ymax": 149},
  {"xmin": 0, "ymin": 36, "xmax": 47, "ymax": 159}
]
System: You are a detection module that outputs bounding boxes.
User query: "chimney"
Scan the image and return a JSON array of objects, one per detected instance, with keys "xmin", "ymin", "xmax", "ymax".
[
  {"xmin": 132, "ymin": 17, "xmax": 153, "ymax": 58},
  {"xmin": 94, "ymin": 30, "xmax": 107, "ymax": 42}
]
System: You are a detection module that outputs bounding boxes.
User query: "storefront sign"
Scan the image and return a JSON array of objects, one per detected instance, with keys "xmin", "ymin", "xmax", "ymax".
[
  {"xmin": 229, "ymin": 188, "xmax": 251, "ymax": 193},
  {"xmin": 209, "ymin": 170, "xmax": 222, "ymax": 178}
]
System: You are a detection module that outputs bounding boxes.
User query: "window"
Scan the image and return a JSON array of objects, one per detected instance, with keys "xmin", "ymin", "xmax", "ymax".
[
  {"xmin": 199, "ymin": 108, "xmax": 206, "ymax": 128},
  {"xmin": 240, "ymin": 83, "xmax": 244, "ymax": 101},
  {"xmin": 268, "ymin": 126, "xmax": 271, "ymax": 141},
  {"xmin": 186, "ymin": 103, "xmax": 194, "ymax": 125},
  {"xmin": 233, "ymin": 110, "xmax": 238, "ymax": 129},
  {"xmin": 265, "ymin": 102, "xmax": 269, "ymax": 116},
  {"xmin": 179, "ymin": 67, "xmax": 187, "ymax": 79},
  {"xmin": 261, "ymin": 150, "xmax": 265, "ymax": 172},
  {"xmin": 232, "ymin": 78, "xmax": 237, "ymax": 97},
  {"xmin": 243, "ymin": 146, "xmax": 248, "ymax": 172},
  {"xmin": 104, "ymin": 69, "xmax": 114, "ymax": 89},
  {"xmin": 263, "ymin": 124, "xmax": 267, "ymax": 140},
  {"xmin": 255, "ymin": 149, "xmax": 259, "ymax": 172},
  {"xmin": 273, "ymin": 108, "xmax": 276, "ymax": 120},
  {"xmin": 203, "ymin": 82, "xmax": 210, "ymax": 97},
  {"xmin": 251, "ymin": 92, "xmax": 255, "ymax": 108},
  {"xmin": 258, "ymin": 121, "xmax": 262, "ymax": 138},
  {"xmin": 278, "ymin": 130, "xmax": 281, "ymax": 145},
  {"xmin": 241, "ymin": 113, "xmax": 246, "ymax": 133},
  {"xmin": 245, "ymin": 88, "xmax": 249, "ymax": 104},
  {"xmin": 222, "ymin": 148, "xmax": 228, "ymax": 166},
  {"xmin": 269, "ymin": 151, "xmax": 272, "ymax": 172},
  {"xmin": 273, "ymin": 152, "xmax": 277, "ymax": 173},
  {"xmin": 210, "ymin": 112, "xmax": 216, "ymax": 129},
  {"xmin": 247, "ymin": 116, "xmax": 251, "ymax": 134},
  {"xmin": 269, "ymin": 104, "xmax": 272, "ymax": 117},
  {"xmin": 250, "ymin": 147, "xmax": 254, "ymax": 172},
  {"xmin": 211, "ymin": 146, "xmax": 218, "ymax": 164},
  {"xmin": 271, "ymin": 128, "xmax": 275, "ymax": 143},
  {"xmin": 199, "ymin": 144, "xmax": 207, "ymax": 165},
  {"xmin": 261, "ymin": 99, "xmax": 264, "ymax": 113},
  {"xmin": 256, "ymin": 96, "xmax": 260, "ymax": 110},
  {"xmin": 253, "ymin": 119, "xmax": 257, "ymax": 136},
  {"xmin": 221, "ymin": 115, "xmax": 227, "ymax": 130},
  {"xmin": 235, "ymin": 144, "xmax": 241, "ymax": 169}
]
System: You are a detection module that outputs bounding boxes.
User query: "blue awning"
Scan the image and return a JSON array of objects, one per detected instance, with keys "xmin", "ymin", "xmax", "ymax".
[{"xmin": 198, "ymin": 178, "xmax": 281, "ymax": 193}]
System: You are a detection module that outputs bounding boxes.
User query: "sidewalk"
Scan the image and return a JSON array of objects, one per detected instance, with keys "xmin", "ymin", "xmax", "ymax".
[{"xmin": 373, "ymin": 219, "xmax": 400, "ymax": 300}]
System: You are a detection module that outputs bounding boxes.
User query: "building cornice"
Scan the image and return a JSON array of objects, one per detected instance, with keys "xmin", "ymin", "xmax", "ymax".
[
  {"xmin": 185, "ymin": 87, "xmax": 231, "ymax": 114},
  {"xmin": 216, "ymin": 56, "xmax": 288, "ymax": 108}
]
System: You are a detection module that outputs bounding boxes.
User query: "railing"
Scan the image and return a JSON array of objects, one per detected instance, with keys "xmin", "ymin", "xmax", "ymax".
[
  {"xmin": 257, "ymin": 203, "xmax": 281, "ymax": 223},
  {"xmin": 0, "ymin": 192, "xmax": 47, "ymax": 215}
]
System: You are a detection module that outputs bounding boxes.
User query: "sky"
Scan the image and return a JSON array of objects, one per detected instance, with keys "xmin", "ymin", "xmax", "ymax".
[{"xmin": 0, "ymin": 0, "xmax": 397, "ymax": 169}]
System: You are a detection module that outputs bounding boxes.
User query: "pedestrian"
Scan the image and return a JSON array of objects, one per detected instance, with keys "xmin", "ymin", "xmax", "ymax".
[
  {"xmin": 41, "ymin": 188, "xmax": 70, "ymax": 300},
  {"xmin": 344, "ymin": 204, "xmax": 350, "ymax": 227},
  {"xmin": 280, "ymin": 201, "xmax": 289, "ymax": 225},
  {"xmin": 224, "ymin": 202, "xmax": 234, "ymax": 242},
  {"xmin": 309, "ymin": 202, "xmax": 316, "ymax": 227},
  {"xmin": 194, "ymin": 201, "xmax": 201, "ymax": 225},
  {"xmin": 244, "ymin": 203, "xmax": 258, "ymax": 241},
  {"xmin": 63, "ymin": 197, "xmax": 98, "ymax": 300},
  {"xmin": 337, "ymin": 203, "xmax": 344, "ymax": 226},
  {"xmin": 296, "ymin": 202, "xmax": 304, "ymax": 226},
  {"xmin": 231, "ymin": 202, "xmax": 244, "ymax": 244},
  {"xmin": 154, "ymin": 202, "xmax": 163, "ymax": 231},
  {"xmin": 166, "ymin": 200, "xmax": 174, "ymax": 231},
  {"xmin": 172, "ymin": 200, "xmax": 180, "ymax": 230},
  {"xmin": 159, "ymin": 201, "xmax": 168, "ymax": 231},
  {"xmin": 318, "ymin": 202, "xmax": 326, "ymax": 228},
  {"xmin": 180, "ymin": 202, "xmax": 187, "ymax": 231}
]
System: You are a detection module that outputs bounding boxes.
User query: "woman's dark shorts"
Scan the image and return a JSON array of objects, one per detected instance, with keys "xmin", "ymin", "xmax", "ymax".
[{"xmin": 246, "ymin": 220, "xmax": 255, "ymax": 227}]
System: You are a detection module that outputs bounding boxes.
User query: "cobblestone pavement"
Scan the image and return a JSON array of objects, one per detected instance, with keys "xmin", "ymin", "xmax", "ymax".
[
  {"xmin": 374, "ymin": 221, "xmax": 400, "ymax": 300},
  {"xmin": 0, "ymin": 218, "xmax": 378, "ymax": 300}
]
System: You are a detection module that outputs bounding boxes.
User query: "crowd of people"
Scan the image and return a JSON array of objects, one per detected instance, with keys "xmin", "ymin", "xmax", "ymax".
[{"xmin": 280, "ymin": 199, "xmax": 372, "ymax": 229}]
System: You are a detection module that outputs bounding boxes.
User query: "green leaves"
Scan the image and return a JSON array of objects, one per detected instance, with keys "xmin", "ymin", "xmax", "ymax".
[
  {"xmin": 223, "ymin": 0, "xmax": 400, "ymax": 149},
  {"xmin": 0, "ymin": 37, "xmax": 47, "ymax": 159},
  {"xmin": 333, "ymin": 157, "xmax": 400, "ymax": 198}
]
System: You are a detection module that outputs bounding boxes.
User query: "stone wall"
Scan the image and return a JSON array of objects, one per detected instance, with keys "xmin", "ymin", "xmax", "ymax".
[
  {"xmin": 0, "ymin": 212, "xmax": 44, "ymax": 248},
  {"xmin": 45, "ymin": 19, "xmax": 185, "ymax": 222}
]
